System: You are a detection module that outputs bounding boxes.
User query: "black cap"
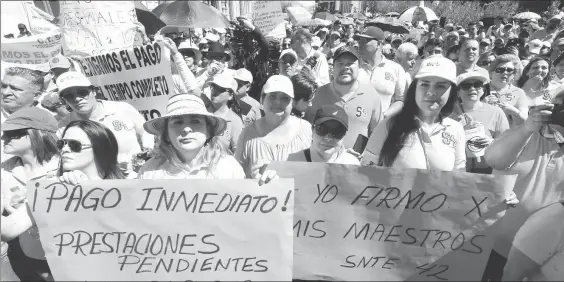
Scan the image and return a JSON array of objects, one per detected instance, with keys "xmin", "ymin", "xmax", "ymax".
[
  {"xmin": 333, "ymin": 46, "xmax": 359, "ymax": 61},
  {"xmin": 355, "ymin": 26, "xmax": 385, "ymax": 41},
  {"xmin": 314, "ymin": 104, "xmax": 349, "ymax": 130},
  {"xmin": 18, "ymin": 23, "xmax": 25, "ymax": 28}
]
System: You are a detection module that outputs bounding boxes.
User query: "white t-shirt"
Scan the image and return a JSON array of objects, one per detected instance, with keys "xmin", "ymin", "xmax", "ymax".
[
  {"xmin": 510, "ymin": 202, "xmax": 564, "ymax": 281},
  {"xmin": 358, "ymin": 57, "xmax": 407, "ymax": 112}
]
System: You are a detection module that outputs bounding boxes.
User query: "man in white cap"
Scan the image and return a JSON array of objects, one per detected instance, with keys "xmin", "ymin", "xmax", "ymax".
[
  {"xmin": 232, "ymin": 68, "xmax": 262, "ymax": 125},
  {"xmin": 44, "ymin": 54, "xmax": 73, "ymax": 94}
]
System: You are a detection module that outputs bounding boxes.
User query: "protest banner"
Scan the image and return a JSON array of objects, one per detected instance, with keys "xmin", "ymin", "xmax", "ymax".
[
  {"xmin": 286, "ymin": 6, "xmax": 313, "ymax": 26},
  {"xmin": 59, "ymin": 1, "xmax": 144, "ymax": 56},
  {"xmin": 1, "ymin": 29, "xmax": 62, "ymax": 73},
  {"xmin": 270, "ymin": 162, "xmax": 508, "ymax": 281},
  {"xmin": 252, "ymin": 1, "xmax": 286, "ymax": 39},
  {"xmin": 72, "ymin": 42, "xmax": 173, "ymax": 121},
  {"xmin": 27, "ymin": 179, "xmax": 295, "ymax": 281}
]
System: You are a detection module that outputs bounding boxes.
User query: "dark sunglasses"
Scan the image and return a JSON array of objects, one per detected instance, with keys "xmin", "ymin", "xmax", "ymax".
[
  {"xmin": 280, "ymin": 56, "xmax": 296, "ymax": 65},
  {"xmin": 207, "ymin": 54, "xmax": 225, "ymax": 61},
  {"xmin": 314, "ymin": 123, "xmax": 346, "ymax": 140},
  {"xmin": 60, "ymin": 88, "xmax": 90, "ymax": 101},
  {"xmin": 495, "ymin": 67, "xmax": 515, "ymax": 74},
  {"xmin": 2, "ymin": 129, "xmax": 28, "ymax": 140},
  {"xmin": 459, "ymin": 81, "xmax": 484, "ymax": 90},
  {"xmin": 57, "ymin": 139, "xmax": 92, "ymax": 153}
]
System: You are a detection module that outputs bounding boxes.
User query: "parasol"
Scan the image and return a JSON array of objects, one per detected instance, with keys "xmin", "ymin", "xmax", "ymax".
[
  {"xmin": 512, "ymin": 12, "xmax": 541, "ymax": 20},
  {"xmin": 152, "ymin": 0, "xmax": 230, "ymax": 28},
  {"xmin": 295, "ymin": 18, "xmax": 332, "ymax": 27},
  {"xmin": 385, "ymin": 12, "xmax": 400, "ymax": 18},
  {"xmin": 134, "ymin": 1, "xmax": 165, "ymax": 35},
  {"xmin": 398, "ymin": 6, "xmax": 439, "ymax": 22},
  {"xmin": 366, "ymin": 18, "xmax": 409, "ymax": 34}
]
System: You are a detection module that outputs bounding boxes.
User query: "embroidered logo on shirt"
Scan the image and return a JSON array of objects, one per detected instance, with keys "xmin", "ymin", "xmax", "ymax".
[
  {"xmin": 542, "ymin": 90, "xmax": 553, "ymax": 101},
  {"xmin": 356, "ymin": 106, "xmax": 367, "ymax": 118},
  {"xmin": 502, "ymin": 94, "xmax": 514, "ymax": 102},
  {"xmin": 112, "ymin": 120, "xmax": 132, "ymax": 131},
  {"xmin": 384, "ymin": 72, "xmax": 394, "ymax": 82},
  {"xmin": 441, "ymin": 131, "xmax": 458, "ymax": 148}
]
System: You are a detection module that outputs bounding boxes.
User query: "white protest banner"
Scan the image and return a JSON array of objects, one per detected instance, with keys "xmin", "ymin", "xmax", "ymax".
[
  {"xmin": 253, "ymin": 1, "xmax": 286, "ymax": 39},
  {"xmin": 59, "ymin": 1, "xmax": 143, "ymax": 56},
  {"xmin": 286, "ymin": 6, "xmax": 312, "ymax": 26},
  {"xmin": 1, "ymin": 29, "xmax": 62, "ymax": 72},
  {"xmin": 73, "ymin": 42, "xmax": 172, "ymax": 121},
  {"xmin": 28, "ymin": 179, "xmax": 294, "ymax": 281},
  {"xmin": 271, "ymin": 162, "xmax": 508, "ymax": 281}
]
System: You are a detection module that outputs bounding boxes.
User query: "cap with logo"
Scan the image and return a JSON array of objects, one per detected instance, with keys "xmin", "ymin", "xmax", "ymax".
[
  {"xmin": 56, "ymin": 71, "xmax": 92, "ymax": 94},
  {"xmin": 49, "ymin": 54, "xmax": 71, "ymax": 70},
  {"xmin": 1, "ymin": 107, "xmax": 58, "ymax": 133},
  {"xmin": 528, "ymin": 39, "xmax": 543, "ymax": 54},
  {"xmin": 232, "ymin": 68, "xmax": 253, "ymax": 84},
  {"xmin": 414, "ymin": 55, "xmax": 457, "ymax": 84},
  {"xmin": 262, "ymin": 75, "xmax": 294, "ymax": 98},
  {"xmin": 456, "ymin": 70, "xmax": 490, "ymax": 86},
  {"xmin": 314, "ymin": 104, "xmax": 349, "ymax": 130},
  {"xmin": 333, "ymin": 46, "xmax": 359, "ymax": 61}
]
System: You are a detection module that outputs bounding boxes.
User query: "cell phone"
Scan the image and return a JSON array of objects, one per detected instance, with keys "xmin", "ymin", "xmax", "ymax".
[{"xmin": 353, "ymin": 134, "xmax": 369, "ymax": 154}]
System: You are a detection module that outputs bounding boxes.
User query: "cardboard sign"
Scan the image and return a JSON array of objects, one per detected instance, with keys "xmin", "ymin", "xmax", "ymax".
[
  {"xmin": 270, "ymin": 162, "xmax": 508, "ymax": 281},
  {"xmin": 252, "ymin": 1, "xmax": 286, "ymax": 39},
  {"xmin": 28, "ymin": 179, "xmax": 294, "ymax": 281},
  {"xmin": 59, "ymin": 1, "xmax": 143, "ymax": 56},
  {"xmin": 1, "ymin": 29, "xmax": 62, "ymax": 72},
  {"xmin": 73, "ymin": 42, "xmax": 173, "ymax": 121}
]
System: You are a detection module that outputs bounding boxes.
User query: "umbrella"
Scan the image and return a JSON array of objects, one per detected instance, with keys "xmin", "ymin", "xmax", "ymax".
[
  {"xmin": 295, "ymin": 18, "xmax": 331, "ymax": 27},
  {"xmin": 385, "ymin": 12, "xmax": 400, "ymax": 18},
  {"xmin": 398, "ymin": 6, "xmax": 439, "ymax": 22},
  {"xmin": 346, "ymin": 13, "xmax": 367, "ymax": 20},
  {"xmin": 512, "ymin": 12, "xmax": 541, "ymax": 20},
  {"xmin": 366, "ymin": 19, "xmax": 409, "ymax": 34},
  {"xmin": 152, "ymin": 0, "xmax": 230, "ymax": 28},
  {"xmin": 314, "ymin": 12, "xmax": 337, "ymax": 22},
  {"xmin": 134, "ymin": 1, "xmax": 166, "ymax": 35}
]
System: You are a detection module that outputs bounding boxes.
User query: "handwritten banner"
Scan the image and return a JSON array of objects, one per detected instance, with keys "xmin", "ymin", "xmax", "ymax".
[
  {"xmin": 27, "ymin": 179, "xmax": 294, "ymax": 281},
  {"xmin": 253, "ymin": 1, "xmax": 286, "ymax": 39},
  {"xmin": 73, "ymin": 42, "xmax": 173, "ymax": 121},
  {"xmin": 270, "ymin": 162, "xmax": 508, "ymax": 281},
  {"xmin": 59, "ymin": 1, "xmax": 143, "ymax": 56},
  {"xmin": 0, "ymin": 29, "xmax": 62, "ymax": 72}
]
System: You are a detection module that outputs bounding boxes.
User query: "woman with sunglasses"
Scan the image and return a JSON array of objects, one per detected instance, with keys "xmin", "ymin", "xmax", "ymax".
[
  {"xmin": 361, "ymin": 56, "xmax": 466, "ymax": 171},
  {"xmin": 488, "ymin": 54, "xmax": 529, "ymax": 128},
  {"xmin": 278, "ymin": 49, "xmax": 299, "ymax": 78},
  {"xmin": 55, "ymin": 72, "xmax": 154, "ymax": 173},
  {"xmin": 236, "ymin": 75, "xmax": 312, "ymax": 179},
  {"xmin": 451, "ymin": 71, "xmax": 509, "ymax": 174},
  {"xmin": 1, "ymin": 107, "xmax": 59, "ymax": 281},
  {"xmin": 517, "ymin": 57, "xmax": 558, "ymax": 105},
  {"xmin": 288, "ymin": 105, "xmax": 359, "ymax": 165}
]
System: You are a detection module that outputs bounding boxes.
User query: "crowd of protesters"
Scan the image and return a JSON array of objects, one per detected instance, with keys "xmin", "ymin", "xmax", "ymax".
[{"xmin": 1, "ymin": 5, "xmax": 564, "ymax": 281}]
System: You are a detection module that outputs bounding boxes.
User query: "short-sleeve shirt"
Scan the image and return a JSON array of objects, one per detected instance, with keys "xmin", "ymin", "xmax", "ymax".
[
  {"xmin": 495, "ymin": 85, "xmax": 529, "ymax": 128},
  {"xmin": 455, "ymin": 62, "xmax": 490, "ymax": 77},
  {"xmin": 359, "ymin": 57, "xmax": 407, "ymax": 111},
  {"xmin": 218, "ymin": 109, "xmax": 244, "ymax": 154},
  {"xmin": 511, "ymin": 202, "xmax": 564, "ymax": 281},
  {"xmin": 304, "ymin": 81, "xmax": 384, "ymax": 149},
  {"xmin": 235, "ymin": 95, "xmax": 262, "ymax": 126},
  {"xmin": 361, "ymin": 117, "xmax": 467, "ymax": 171}
]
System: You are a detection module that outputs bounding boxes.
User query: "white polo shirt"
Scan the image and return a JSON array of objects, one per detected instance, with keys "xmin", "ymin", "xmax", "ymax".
[
  {"xmin": 359, "ymin": 57, "xmax": 408, "ymax": 112},
  {"xmin": 362, "ymin": 117, "xmax": 467, "ymax": 171}
]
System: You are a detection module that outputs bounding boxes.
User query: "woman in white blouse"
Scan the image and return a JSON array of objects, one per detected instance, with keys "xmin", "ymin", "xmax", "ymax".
[
  {"xmin": 361, "ymin": 55, "xmax": 466, "ymax": 171},
  {"xmin": 236, "ymin": 75, "xmax": 312, "ymax": 178}
]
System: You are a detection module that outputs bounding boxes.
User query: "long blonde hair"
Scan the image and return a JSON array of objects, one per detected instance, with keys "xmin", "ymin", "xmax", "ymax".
[{"xmin": 153, "ymin": 116, "xmax": 229, "ymax": 178}]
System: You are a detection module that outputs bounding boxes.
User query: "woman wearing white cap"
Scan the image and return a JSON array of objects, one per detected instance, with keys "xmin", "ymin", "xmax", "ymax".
[
  {"xmin": 279, "ymin": 49, "xmax": 299, "ymax": 77},
  {"xmin": 451, "ymin": 71, "xmax": 509, "ymax": 174},
  {"xmin": 201, "ymin": 72, "xmax": 243, "ymax": 154},
  {"xmin": 488, "ymin": 54, "xmax": 529, "ymax": 128},
  {"xmin": 361, "ymin": 55, "xmax": 466, "ymax": 171},
  {"xmin": 236, "ymin": 75, "xmax": 312, "ymax": 178}
]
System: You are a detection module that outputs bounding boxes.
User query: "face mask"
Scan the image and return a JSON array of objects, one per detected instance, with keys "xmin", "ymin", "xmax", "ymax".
[{"xmin": 551, "ymin": 103, "xmax": 564, "ymax": 127}]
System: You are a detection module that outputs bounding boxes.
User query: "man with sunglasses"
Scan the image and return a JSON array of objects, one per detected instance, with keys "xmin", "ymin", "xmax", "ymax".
[
  {"xmin": 305, "ymin": 46, "xmax": 383, "ymax": 150},
  {"xmin": 288, "ymin": 104, "xmax": 359, "ymax": 164},
  {"xmin": 55, "ymin": 72, "xmax": 154, "ymax": 171},
  {"xmin": 232, "ymin": 68, "xmax": 262, "ymax": 126},
  {"xmin": 357, "ymin": 26, "xmax": 408, "ymax": 119}
]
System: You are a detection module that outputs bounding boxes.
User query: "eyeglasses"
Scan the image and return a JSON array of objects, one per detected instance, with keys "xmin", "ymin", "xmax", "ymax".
[
  {"xmin": 495, "ymin": 67, "xmax": 515, "ymax": 74},
  {"xmin": 57, "ymin": 139, "xmax": 92, "ymax": 153},
  {"xmin": 459, "ymin": 81, "xmax": 484, "ymax": 90},
  {"xmin": 314, "ymin": 123, "xmax": 346, "ymax": 140},
  {"xmin": 280, "ymin": 56, "xmax": 297, "ymax": 65},
  {"xmin": 60, "ymin": 88, "xmax": 90, "ymax": 101},
  {"xmin": 2, "ymin": 129, "xmax": 27, "ymax": 140}
]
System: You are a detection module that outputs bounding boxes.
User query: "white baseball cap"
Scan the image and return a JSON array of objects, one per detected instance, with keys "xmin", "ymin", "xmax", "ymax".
[
  {"xmin": 56, "ymin": 71, "xmax": 92, "ymax": 94},
  {"xmin": 414, "ymin": 55, "xmax": 457, "ymax": 84},
  {"xmin": 233, "ymin": 68, "xmax": 253, "ymax": 84},
  {"xmin": 210, "ymin": 72, "xmax": 237, "ymax": 93},
  {"xmin": 528, "ymin": 39, "xmax": 543, "ymax": 54},
  {"xmin": 279, "ymin": 49, "xmax": 298, "ymax": 60},
  {"xmin": 456, "ymin": 70, "xmax": 490, "ymax": 86},
  {"xmin": 262, "ymin": 75, "xmax": 294, "ymax": 98}
]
